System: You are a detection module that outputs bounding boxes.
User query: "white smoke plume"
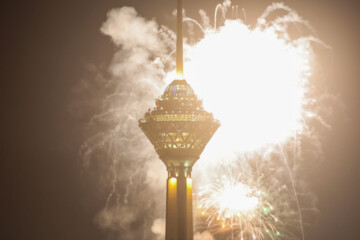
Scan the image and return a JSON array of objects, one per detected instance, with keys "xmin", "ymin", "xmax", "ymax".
[
  {"xmin": 151, "ymin": 218, "xmax": 165, "ymax": 240},
  {"xmin": 75, "ymin": 1, "xmax": 334, "ymax": 240},
  {"xmin": 76, "ymin": 6, "xmax": 172, "ymax": 240}
]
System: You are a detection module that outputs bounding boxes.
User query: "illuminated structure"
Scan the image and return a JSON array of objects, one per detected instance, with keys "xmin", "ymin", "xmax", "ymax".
[{"xmin": 138, "ymin": 0, "xmax": 220, "ymax": 239}]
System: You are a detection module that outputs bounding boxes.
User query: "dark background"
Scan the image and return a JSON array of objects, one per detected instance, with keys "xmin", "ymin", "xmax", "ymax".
[{"xmin": 1, "ymin": 0, "xmax": 359, "ymax": 239}]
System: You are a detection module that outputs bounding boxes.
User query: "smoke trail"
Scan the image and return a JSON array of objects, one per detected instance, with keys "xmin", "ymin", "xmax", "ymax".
[
  {"xmin": 75, "ymin": 2, "xmax": 333, "ymax": 240},
  {"xmin": 76, "ymin": 7, "xmax": 173, "ymax": 239}
]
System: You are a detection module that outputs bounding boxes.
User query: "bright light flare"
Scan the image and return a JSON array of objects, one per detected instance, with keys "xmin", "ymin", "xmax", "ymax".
[
  {"xmin": 217, "ymin": 182, "xmax": 259, "ymax": 215},
  {"xmin": 199, "ymin": 175, "xmax": 278, "ymax": 238},
  {"xmin": 166, "ymin": 18, "xmax": 314, "ymax": 155}
]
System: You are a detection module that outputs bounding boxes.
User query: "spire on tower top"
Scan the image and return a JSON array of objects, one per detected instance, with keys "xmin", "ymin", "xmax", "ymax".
[{"xmin": 176, "ymin": 0, "xmax": 184, "ymax": 79}]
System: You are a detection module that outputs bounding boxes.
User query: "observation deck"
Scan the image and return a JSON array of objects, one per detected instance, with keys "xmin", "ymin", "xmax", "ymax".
[{"xmin": 139, "ymin": 79, "xmax": 220, "ymax": 174}]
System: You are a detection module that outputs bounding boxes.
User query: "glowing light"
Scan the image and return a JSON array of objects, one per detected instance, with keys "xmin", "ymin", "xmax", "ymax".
[
  {"xmin": 169, "ymin": 177, "xmax": 177, "ymax": 185},
  {"xmin": 199, "ymin": 175, "xmax": 279, "ymax": 238},
  {"xmin": 217, "ymin": 182, "xmax": 259, "ymax": 215},
  {"xmin": 186, "ymin": 178, "xmax": 193, "ymax": 186},
  {"xmin": 171, "ymin": 16, "xmax": 314, "ymax": 155},
  {"xmin": 176, "ymin": 72, "xmax": 184, "ymax": 80},
  {"xmin": 199, "ymin": 177, "xmax": 260, "ymax": 219}
]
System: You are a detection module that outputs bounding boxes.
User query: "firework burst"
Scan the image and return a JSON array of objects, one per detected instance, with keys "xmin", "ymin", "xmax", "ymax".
[{"xmin": 199, "ymin": 174, "xmax": 279, "ymax": 240}]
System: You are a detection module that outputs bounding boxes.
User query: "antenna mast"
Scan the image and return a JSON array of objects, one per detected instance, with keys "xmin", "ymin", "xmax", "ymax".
[{"xmin": 176, "ymin": 0, "xmax": 184, "ymax": 78}]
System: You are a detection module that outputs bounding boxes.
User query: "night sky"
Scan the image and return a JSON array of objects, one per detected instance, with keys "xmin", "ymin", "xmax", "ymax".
[{"xmin": 2, "ymin": 0, "xmax": 360, "ymax": 239}]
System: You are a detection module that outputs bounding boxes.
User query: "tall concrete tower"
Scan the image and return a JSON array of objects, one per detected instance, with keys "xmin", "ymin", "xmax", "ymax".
[{"xmin": 138, "ymin": 0, "xmax": 220, "ymax": 239}]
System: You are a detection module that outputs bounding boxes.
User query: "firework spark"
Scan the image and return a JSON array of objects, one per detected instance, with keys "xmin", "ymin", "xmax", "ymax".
[{"xmin": 198, "ymin": 174, "xmax": 279, "ymax": 240}]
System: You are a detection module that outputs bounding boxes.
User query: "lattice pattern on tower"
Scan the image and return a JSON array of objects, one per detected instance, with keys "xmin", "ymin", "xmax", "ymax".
[{"xmin": 139, "ymin": 79, "xmax": 220, "ymax": 162}]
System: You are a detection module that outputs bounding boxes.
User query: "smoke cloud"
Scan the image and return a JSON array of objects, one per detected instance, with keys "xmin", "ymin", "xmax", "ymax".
[
  {"xmin": 101, "ymin": 7, "xmax": 164, "ymax": 52},
  {"xmin": 76, "ymin": 6, "xmax": 173, "ymax": 240},
  {"xmin": 151, "ymin": 218, "xmax": 165, "ymax": 240}
]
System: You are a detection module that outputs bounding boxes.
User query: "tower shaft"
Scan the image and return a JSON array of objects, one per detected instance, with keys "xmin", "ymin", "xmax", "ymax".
[{"xmin": 166, "ymin": 169, "xmax": 193, "ymax": 240}]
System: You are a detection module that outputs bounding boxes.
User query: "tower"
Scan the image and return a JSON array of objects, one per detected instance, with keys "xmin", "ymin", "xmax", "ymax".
[{"xmin": 138, "ymin": 0, "xmax": 220, "ymax": 239}]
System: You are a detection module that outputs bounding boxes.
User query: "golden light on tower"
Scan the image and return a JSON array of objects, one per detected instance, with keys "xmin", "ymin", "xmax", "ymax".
[{"xmin": 138, "ymin": 0, "xmax": 220, "ymax": 239}]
